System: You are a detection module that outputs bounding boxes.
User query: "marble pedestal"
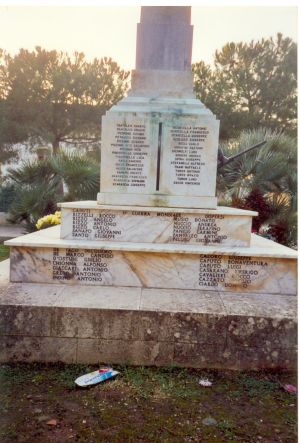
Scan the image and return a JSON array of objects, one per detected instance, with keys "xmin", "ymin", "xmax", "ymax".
[
  {"xmin": 2, "ymin": 5, "xmax": 297, "ymax": 368},
  {"xmin": 0, "ymin": 259, "xmax": 297, "ymax": 369},
  {"xmin": 3, "ymin": 201, "xmax": 297, "ymax": 368}
]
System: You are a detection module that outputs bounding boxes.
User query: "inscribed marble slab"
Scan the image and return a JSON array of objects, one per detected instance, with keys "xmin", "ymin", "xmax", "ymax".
[
  {"xmin": 61, "ymin": 206, "xmax": 252, "ymax": 247},
  {"xmin": 100, "ymin": 111, "xmax": 219, "ymax": 201},
  {"xmin": 9, "ymin": 246, "xmax": 297, "ymax": 295}
]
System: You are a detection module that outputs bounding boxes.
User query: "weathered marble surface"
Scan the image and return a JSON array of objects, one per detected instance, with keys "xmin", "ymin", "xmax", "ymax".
[
  {"xmin": 60, "ymin": 203, "xmax": 255, "ymax": 247},
  {"xmin": 131, "ymin": 7, "xmax": 194, "ymax": 98},
  {"xmin": 99, "ymin": 110, "xmax": 219, "ymax": 202},
  {"xmin": 5, "ymin": 226, "xmax": 297, "ymax": 259},
  {"xmin": 97, "ymin": 192, "xmax": 217, "ymax": 209},
  {"xmin": 136, "ymin": 7, "xmax": 193, "ymax": 72},
  {"xmin": 8, "ymin": 244, "xmax": 297, "ymax": 295},
  {"xmin": 0, "ymin": 277, "xmax": 296, "ymax": 369},
  {"xmin": 0, "ymin": 259, "xmax": 9, "ymax": 286},
  {"xmin": 98, "ymin": 7, "xmax": 219, "ymax": 209},
  {"xmin": 130, "ymin": 70, "xmax": 195, "ymax": 98},
  {"xmin": 109, "ymin": 96, "xmax": 210, "ymax": 114}
]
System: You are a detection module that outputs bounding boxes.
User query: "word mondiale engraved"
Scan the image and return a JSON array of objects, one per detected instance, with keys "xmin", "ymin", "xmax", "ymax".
[
  {"xmin": 72, "ymin": 209, "xmax": 232, "ymax": 244},
  {"xmin": 70, "ymin": 209, "xmax": 229, "ymax": 244}
]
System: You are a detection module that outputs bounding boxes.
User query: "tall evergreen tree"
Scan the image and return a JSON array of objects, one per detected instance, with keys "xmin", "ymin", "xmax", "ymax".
[
  {"xmin": 0, "ymin": 47, "xmax": 129, "ymax": 157},
  {"xmin": 193, "ymin": 34, "xmax": 297, "ymax": 139}
]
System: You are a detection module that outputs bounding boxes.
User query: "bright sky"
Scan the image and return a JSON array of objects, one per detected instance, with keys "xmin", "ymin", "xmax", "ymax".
[{"xmin": 0, "ymin": 5, "xmax": 297, "ymax": 69}]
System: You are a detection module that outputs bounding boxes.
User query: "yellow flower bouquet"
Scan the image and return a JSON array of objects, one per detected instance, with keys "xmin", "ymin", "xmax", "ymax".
[{"xmin": 36, "ymin": 211, "xmax": 61, "ymax": 230}]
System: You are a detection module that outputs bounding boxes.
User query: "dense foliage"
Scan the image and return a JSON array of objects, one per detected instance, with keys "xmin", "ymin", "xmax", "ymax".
[
  {"xmin": 6, "ymin": 150, "xmax": 100, "ymax": 231},
  {"xmin": 218, "ymin": 129, "xmax": 297, "ymax": 246},
  {"xmin": 0, "ymin": 47, "xmax": 129, "ymax": 161},
  {"xmin": 193, "ymin": 34, "xmax": 297, "ymax": 139}
]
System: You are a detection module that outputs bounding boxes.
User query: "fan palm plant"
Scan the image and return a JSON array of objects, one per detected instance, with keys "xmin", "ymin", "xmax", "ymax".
[
  {"xmin": 49, "ymin": 151, "xmax": 99, "ymax": 200},
  {"xmin": 7, "ymin": 149, "xmax": 100, "ymax": 231},
  {"xmin": 218, "ymin": 128, "xmax": 297, "ymax": 246}
]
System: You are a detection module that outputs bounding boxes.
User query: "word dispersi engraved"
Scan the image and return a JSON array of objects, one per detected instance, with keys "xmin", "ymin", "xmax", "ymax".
[
  {"xmin": 198, "ymin": 255, "xmax": 268, "ymax": 289},
  {"xmin": 68, "ymin": 209, "xmax": 240, "ymax": 245},
  {"xmin": 52, "ymin": 248, "xmax": 113, "ymax": 282},
  {"xmin": 171, "ymin": 214, "xmax": 227, "ymax": 244},
  {"xmin": 170, "ymin": 125, "xmax": 209, "ymax": 186},
  {"xmin": 111, "ymin": 122, "xmax": 150, "ymax": 188}
]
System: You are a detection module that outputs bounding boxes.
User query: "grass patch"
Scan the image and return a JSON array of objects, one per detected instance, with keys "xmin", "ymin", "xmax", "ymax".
[
  {"xmin": 56, "ymin": 364, "xmax": 94, "ymax": 389},
  {"xmin": 0, "ymin": 244, "xmax": 9, "ymax": 262},
  {"xmin": 0, "ymin": 363, "xmax": 297, "ymax": 443},
  {"xmin": 217, "ymin": 419, "xmax": 239, "ymax": 441},
  {"xmin": 237, "ymin": 373, "xmax": 280, "ymax": 397}
]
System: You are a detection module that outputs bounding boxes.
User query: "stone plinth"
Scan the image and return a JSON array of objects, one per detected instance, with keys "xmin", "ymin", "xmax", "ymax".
[
  {"xmin": 0, "ymin": 260, "xmax": 296, "ymax": 369},
  {"xmin": 59, "ymin": 201, "xmax": 256, "ymax": 247},
  {"xmin": 130, "ymin": 70, "xmax": 195, "ymax": 98},
  {"xmin": 5, "ymin": 226, "xmax": 297, "ymax": 296}
]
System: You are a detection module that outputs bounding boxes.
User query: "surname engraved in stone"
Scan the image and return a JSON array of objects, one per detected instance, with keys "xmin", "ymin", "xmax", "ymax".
[
  {"xmin": 100, "ymin": 114, "xmax": 157, "ymax": 195},
  {"xmin": 97, "ymin": 6, "xmax": 220, "ymax": 208},
  {"xmin": 112, "ymin": 123, "xmax": 149, "ymax": 188},
  {"xmin": 198, "ymin": 255, "xmax": 269, "ymax": 290},
  {"xmin": 170, "ymin": 125, "xmax": 208, "ymax": 186},
  {"xmin": 9, "ymin": 245, "xmax": 297, "ymax": 295},
  {"xmin": 52, "ymin": 248, "xmax": 113, "ymax": 282},
  {"xmin": 159, "ymin": 118, "xmax": 218, "ymax": 199},
  {"xmin": 62, "ymin": 206, "xmax": 252, "ymax": 246}
]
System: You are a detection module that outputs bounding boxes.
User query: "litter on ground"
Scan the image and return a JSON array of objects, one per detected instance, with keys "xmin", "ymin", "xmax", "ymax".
[
  {"xmin": 199, "ymin": 378, "xmax": 213, "ymax": 387},
  {"xmin": 283, "ymin": 384, "xmax": 297, "ymax": 394},
  {"xmin": 75, "ymin": 367, "xmax": 119, "ymax": 387}
]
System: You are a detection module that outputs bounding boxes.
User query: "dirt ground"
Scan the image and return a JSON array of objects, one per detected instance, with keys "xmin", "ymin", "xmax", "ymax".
[{"xmin": 0, "ymin": 363, "xmax": 297, "ymax": 443}]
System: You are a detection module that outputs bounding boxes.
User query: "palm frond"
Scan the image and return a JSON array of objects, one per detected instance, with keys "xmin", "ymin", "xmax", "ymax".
[
  {"xmin": 50, "ymin": 150, "xmax": 99, "ymax": 200},
  {"xmin": 8, "ymin": 184, "xmax": 60, "ymax": 231}
]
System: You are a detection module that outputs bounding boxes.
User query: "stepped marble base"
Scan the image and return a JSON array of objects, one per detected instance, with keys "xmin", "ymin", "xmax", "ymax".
[
  {"xmin": 60, "ymin": 201, "xmax": 256, "ymax": 247},
  {"xmin": 5, "ymin": 226, "xmax": 297, "ymax": 295},
  {"xmin": 0, "ymin": 260, "xmax": 296, "ymax": 369}
]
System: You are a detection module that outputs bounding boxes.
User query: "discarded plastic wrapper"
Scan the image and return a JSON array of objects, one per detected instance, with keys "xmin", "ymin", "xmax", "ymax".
[
  {"xmin": 199, "ymin": 379, "xmax": 213, "ymax": 387},
  {"xmin": 283, "ymin": 384, "xmax": 297, "ymax": 394},
  {"xmin": 75, "ymin": 367, "xmax": 119, "ymax": 387}
]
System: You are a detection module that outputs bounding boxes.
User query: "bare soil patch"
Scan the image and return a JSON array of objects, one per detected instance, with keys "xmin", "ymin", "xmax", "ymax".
[{"xmin": 0, "ymin": 363, "xmax": 297, "ymax": 442}]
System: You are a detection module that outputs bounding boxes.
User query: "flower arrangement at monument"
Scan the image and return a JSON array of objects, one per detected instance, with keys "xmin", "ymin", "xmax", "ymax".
[{"xmin": 36, "ymin": 211, "xmax": 61, "ymax": 230}]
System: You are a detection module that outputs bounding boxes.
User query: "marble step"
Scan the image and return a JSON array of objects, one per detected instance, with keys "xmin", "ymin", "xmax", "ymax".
[
  {"xmin": 0, "ymin": 260, "xmax": 296, "ymax": 369},
  {"xmin": 59, "ymin": 201, "xmax": 257, "ymax": 248},
  {"xmin": 5, "ymin": 226, "xmax": 297, "ymax": 296}
]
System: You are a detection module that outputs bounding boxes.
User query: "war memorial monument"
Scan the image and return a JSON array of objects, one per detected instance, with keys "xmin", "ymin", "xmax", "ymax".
[{"xmin": 0, "ymin": 7, "xmax": 297, "ymax": 369}]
